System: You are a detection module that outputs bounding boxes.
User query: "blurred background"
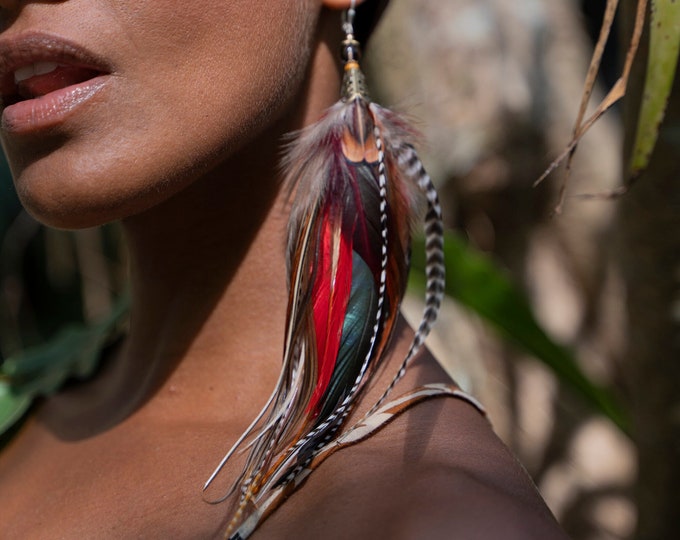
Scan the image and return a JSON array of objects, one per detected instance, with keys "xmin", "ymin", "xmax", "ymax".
[{"xmin": 1, "ymin": 1, "xmax": 678, "ymax": 539}]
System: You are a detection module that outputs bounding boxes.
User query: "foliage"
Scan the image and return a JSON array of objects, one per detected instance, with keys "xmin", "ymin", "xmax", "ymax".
[
  {"xmin": 0, "ymin": 272, "xmax": 127, "ymax": 437},
  {"xmin": 629, "ymin": 0, "xmax": 680, "ymax": 176},
  {"xmin": 537, "ymin": 0, "xmax": 680, "ymax": 205},
  {"xmin": 411, "ymin": 233, "xmax": 629, "ymax": 433}
]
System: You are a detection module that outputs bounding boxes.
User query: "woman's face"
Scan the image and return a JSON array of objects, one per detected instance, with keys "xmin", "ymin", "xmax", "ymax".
[{"xmin": 0, "ymin": 1, "xmax": 320, "ymax": 228}]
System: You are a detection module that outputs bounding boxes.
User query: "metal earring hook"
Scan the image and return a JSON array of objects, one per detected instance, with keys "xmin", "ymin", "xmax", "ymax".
[{"xmin": 342, "ymin": 1, "xmax": 357, "ymax": 39}]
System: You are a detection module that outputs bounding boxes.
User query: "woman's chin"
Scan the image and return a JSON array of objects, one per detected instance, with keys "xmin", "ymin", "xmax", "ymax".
[
  {"xmin": 19, "ymin": 194, "xmax": 122, "ymax": 230},
  {"xmin": 14, "ymin": 172, "xmax": 140, "ymax": 230},
  {"xmin": 9, "ymin": 149, "xmax": 171, "ymax": 230}
]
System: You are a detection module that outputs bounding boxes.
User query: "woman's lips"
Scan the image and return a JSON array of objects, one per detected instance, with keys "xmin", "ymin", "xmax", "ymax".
[
  {"xmin": 2, "ymin": 76, "xmax": 110, "ymax": 133},
  {"xmin": 16, "ymin": 65, "xmax": 103, "ymax": 101},
  {"xmin": 0, "ymin": 33, "xmax": 113, "ymax": 133}
]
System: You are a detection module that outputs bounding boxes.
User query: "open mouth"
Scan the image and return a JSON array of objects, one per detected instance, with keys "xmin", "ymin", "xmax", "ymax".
[
  {"xmin": 0, "ymin": 33, "xmax": 112, "ymax": 109},
  {"xmin": 0, "ymin": 34, "xmax": 113, "ymax": 132},
  {"xmin": 2, "ymin": 62, "xmax": 104, "ymax": 107}
]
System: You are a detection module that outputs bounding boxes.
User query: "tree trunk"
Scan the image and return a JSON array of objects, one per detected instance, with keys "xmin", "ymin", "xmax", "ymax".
[{"xmin": 619, "ymin": 7, "xmax": 680, "ymax": 539}]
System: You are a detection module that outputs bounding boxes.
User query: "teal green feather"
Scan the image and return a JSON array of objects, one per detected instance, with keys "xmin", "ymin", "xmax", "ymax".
[{"xmin": 316, "ymin": 252, "xmax": 378, "ymax": 421}]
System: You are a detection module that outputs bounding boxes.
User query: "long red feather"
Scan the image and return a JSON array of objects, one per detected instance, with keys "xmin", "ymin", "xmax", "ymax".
[{"xmin": 308, "ymin": 206, "xmax": 353, "ymax": 415}]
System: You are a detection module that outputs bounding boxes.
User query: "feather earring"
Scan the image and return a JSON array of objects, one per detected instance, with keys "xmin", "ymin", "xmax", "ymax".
[{"xmin": 204, "ymin": 3, "xmax": 451, "ymax": 538}]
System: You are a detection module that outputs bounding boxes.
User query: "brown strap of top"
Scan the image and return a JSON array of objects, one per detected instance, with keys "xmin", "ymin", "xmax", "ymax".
[{"xmin": 229, "ymin": 383, "xmax": 486, "ymax": 540}]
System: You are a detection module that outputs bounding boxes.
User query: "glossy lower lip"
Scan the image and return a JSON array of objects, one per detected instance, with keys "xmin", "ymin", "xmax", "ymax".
[{"xmin": 1, "ymin": 74, "xmax": 110, "ymax": 134}]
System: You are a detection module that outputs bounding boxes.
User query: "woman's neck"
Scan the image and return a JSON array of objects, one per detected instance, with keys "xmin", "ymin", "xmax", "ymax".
[
  {"xmin": 48, "ymin": 20, "xmax": 343, "ymax": 433},
  {"xmin": 119, "ymin": 134, "xmax": 290, "ymax": 423}
]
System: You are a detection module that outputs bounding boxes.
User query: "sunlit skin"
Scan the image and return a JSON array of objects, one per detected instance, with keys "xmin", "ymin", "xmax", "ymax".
[{"xmin": 0, "ymin": 1, "xmax": 569, "ymax": 538}]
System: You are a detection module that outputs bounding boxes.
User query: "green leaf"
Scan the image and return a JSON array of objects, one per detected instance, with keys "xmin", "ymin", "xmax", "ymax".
[
  {"xmin": 410, "ymin": 231, "xmax": 629, "ymax": 434},
  {"xmin": 4, "ymin": 325, "xmax": 109, "ymax": 394},
  {"xmin": 0, "ymin": 296, "xmax": 129, "ymax": 435},
  {"xmin": 629, "ymin": 0, "xmax": 680, "ymax": 176},
  {"xmin": 0, "ymin": 382, "xmax": 31, "ymax": 435}
]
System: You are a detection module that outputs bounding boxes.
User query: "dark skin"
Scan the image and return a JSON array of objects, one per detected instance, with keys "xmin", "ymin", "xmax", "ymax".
[{"xmin": 0, "ymin": 0, "xmax": 569, "ymax": 537}]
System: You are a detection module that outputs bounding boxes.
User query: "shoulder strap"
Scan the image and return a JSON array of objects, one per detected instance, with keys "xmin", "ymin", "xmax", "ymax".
[{"xmin": 228, "ymin": 383, "xmax": 486, "ymax": 540}]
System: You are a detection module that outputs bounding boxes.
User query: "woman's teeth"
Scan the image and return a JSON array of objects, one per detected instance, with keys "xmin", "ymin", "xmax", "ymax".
[{"xmin": 14, "ymin": 62, "xmax": 61, "ymax": 84}]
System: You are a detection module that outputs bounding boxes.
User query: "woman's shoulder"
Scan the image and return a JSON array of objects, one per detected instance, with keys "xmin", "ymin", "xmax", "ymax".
[{"xmin": 259, "ymin": 347, "xmax": 569, "ymax": 539}]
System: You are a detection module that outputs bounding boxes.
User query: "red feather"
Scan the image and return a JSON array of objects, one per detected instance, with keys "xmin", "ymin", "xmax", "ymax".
[{"xmin": 307, "ymin": 204, "xmax": 354, "ymax": 415}]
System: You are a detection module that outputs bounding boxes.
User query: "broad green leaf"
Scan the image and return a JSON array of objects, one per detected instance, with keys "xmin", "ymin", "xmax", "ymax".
[
  {"xmin": 629, "ymin": 0, "xmax": 680, "ymax": 175},
  {"xmin": 0, "ymin": 296, "xmax": 129, "ymax": 435},
  {"xmin": 3, "ymin": 325, "xmax": 110, "ymax": 395},
  {"xmin": 410, "ymin": 232, "xmax": 629, "ymax": 434}
]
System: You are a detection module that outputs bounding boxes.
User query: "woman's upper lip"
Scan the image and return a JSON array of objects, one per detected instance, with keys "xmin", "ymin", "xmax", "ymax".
[{"xmin": 0, "ymin": 32, "xmax": 113, "ymax": 100}]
